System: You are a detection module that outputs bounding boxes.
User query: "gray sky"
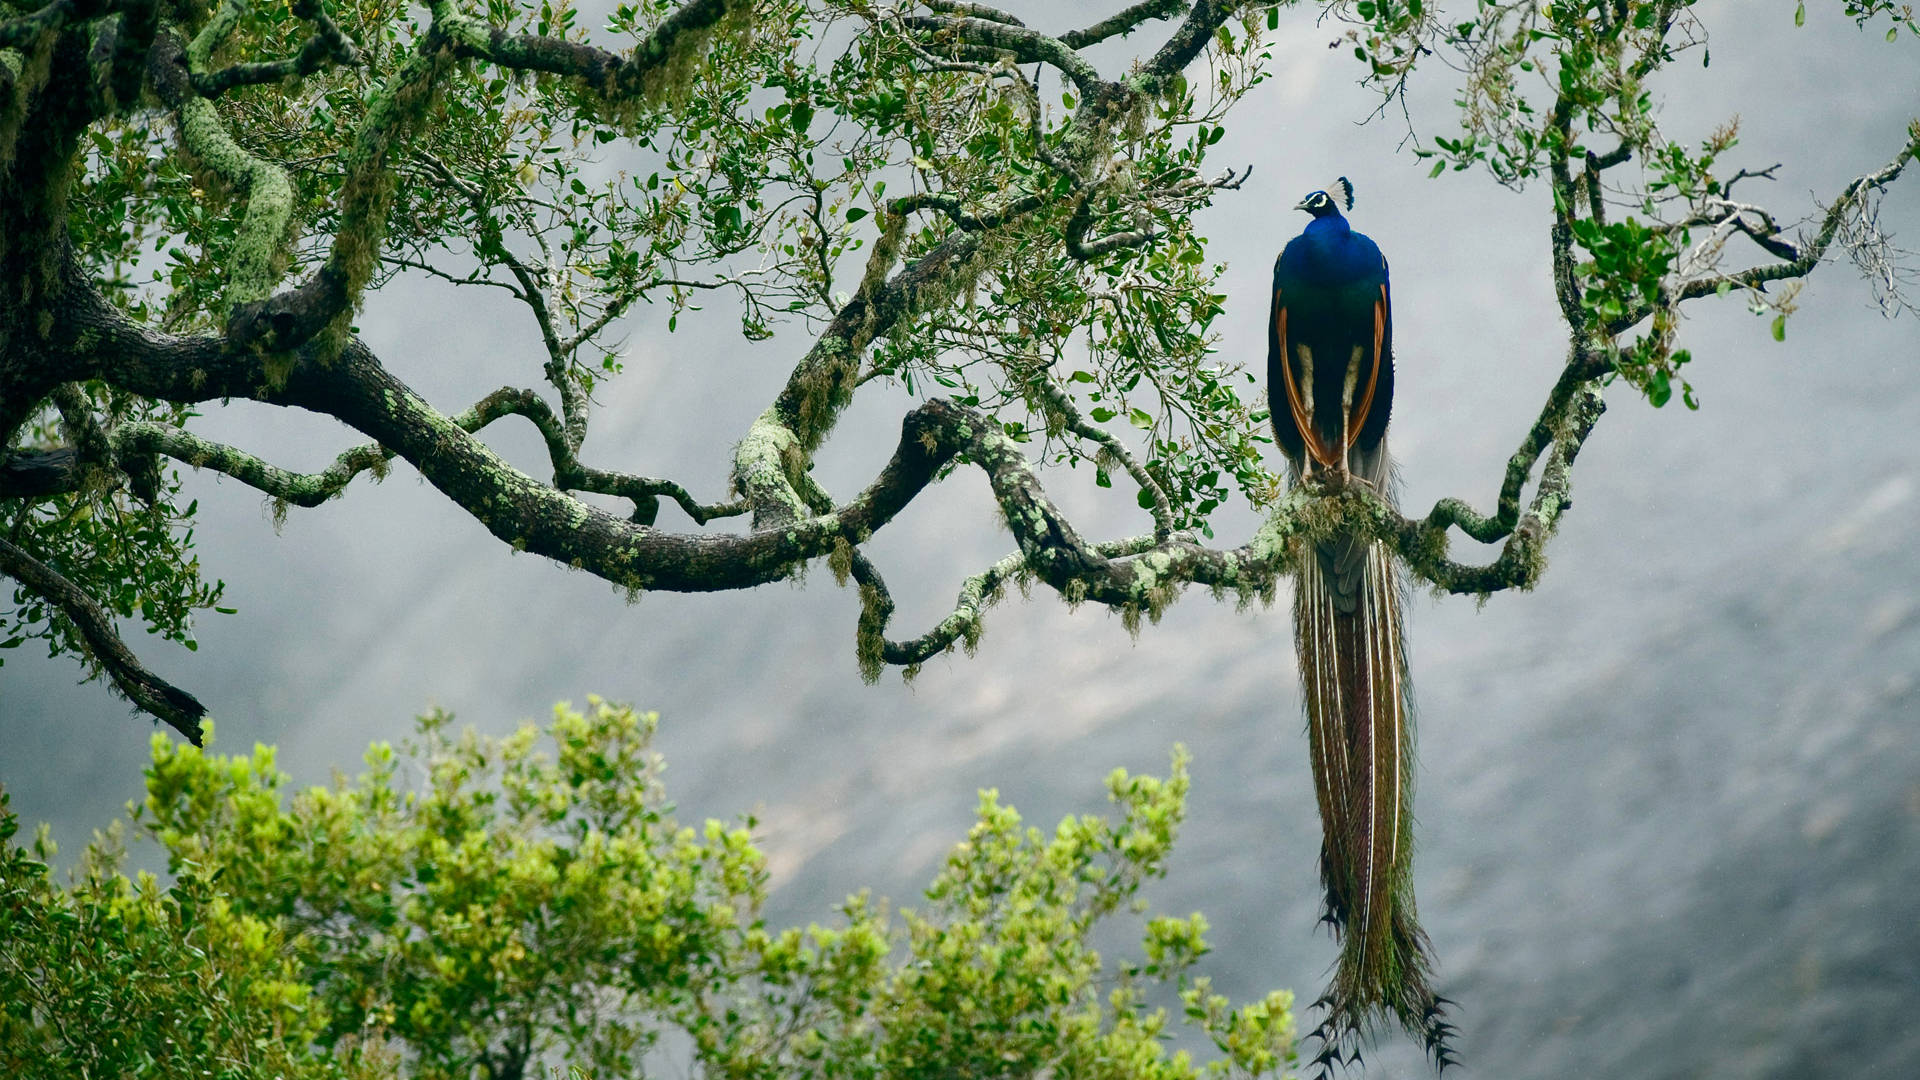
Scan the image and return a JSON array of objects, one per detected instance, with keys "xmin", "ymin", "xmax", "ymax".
[{"xmin": 5, "ymin": 4, "xmax": 1919, "ymax": 1077}]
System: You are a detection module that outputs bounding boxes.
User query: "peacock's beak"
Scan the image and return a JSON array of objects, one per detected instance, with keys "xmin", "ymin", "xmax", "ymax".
[{"xmin": 1294, "ymin": 198, "xmax": 1313, "ymax": 212}]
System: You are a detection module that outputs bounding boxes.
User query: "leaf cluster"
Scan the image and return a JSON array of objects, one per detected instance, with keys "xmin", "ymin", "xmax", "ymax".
[
  {"xmin": 2, "ymin": 388, "xmax": 228, "ymax": 673},
  {"xmin": 4, "ymin": 697, "xmax": 1299, "ymax": 1079}
]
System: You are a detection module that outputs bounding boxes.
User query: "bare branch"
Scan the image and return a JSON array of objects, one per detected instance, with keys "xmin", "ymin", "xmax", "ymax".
[{"xmin": 1667, "ymin": 130, "xmax": 1919, "ymax": 310}]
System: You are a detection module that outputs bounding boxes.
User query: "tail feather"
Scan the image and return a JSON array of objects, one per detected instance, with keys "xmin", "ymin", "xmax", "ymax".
[{"xmin": 1295, "ymin": 529, "xmax": 1454, "ymax": 1076}]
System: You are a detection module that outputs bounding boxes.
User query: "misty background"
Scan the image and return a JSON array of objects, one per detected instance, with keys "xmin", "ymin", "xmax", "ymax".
[{"xmin": 4, "ymin": 3, "xmax": 1918, "ymax": 1077}]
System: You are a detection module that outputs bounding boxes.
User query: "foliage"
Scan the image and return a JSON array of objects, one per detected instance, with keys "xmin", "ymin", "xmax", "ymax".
[
  {"xmin": 1361, "ymin": 0, "xmax": 1919, "ymax": 410},
  {"xmin": 2, "ymin": 698, "xmax": 1298, "ymax": 1080},
  {"xmin": 0, "ymin": 791, "xmax": 395, "ymax": 1080}
]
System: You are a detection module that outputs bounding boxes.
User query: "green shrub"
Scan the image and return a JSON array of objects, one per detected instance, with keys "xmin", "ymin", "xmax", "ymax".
[{"xmin": 3, "ymin": 699, "xmax": 1295, "ymax": 1079}]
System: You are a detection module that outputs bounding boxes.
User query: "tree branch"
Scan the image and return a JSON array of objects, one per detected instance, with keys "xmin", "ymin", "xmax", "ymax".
[
  {"xmin": 0, "ymin": 449, "xmax": 82, "ymax": 499},
  {"xmin": 107, "ymin": 386, "xmax": 743, "ymax": 526},
  {"xmin": 0, "ymin": 535, "xmax": 206, "ymax": 743},
  {"xmin": 1032, "ymin": 376, "xmax": 1172, "ymax": 541},
  {"xmin": 0, "ymin": 0, "xmax": 107, "ymax": 50},
  {"xmin": 899, "ymin": 11, "xmax": 1104, "ymax": 92},
  {"xmin": 1060, "ymin": 0, "xmax": 1187, "ymax": 50},
  {"xmin": 1669, "ymin": 129, "xmax": 1920, "ymax": 307},
  {"xmin": 150, "ymin": 32, "xmax": 298, "ymax": 310},
  {"xmin": 427, "ymin": 0, "xmax": 738, "ymax": 100},
  {"xmin": 190, "ymin": 0, "xmax": 361, "ymax": 98},
  {"xmin": 1130, "ymin": 0, "xmax": 1240, "ymax": 93}
]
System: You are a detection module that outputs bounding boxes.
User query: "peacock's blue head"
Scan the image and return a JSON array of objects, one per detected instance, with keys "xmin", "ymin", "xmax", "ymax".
[{"xmin": 1294, "ymin": 176, "xmax": 1355, "ymax": 219}]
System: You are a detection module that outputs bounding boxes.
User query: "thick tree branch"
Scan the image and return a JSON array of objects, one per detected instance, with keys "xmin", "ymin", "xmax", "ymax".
[
  {"xmin": 0, "ymin": 449, "xmax": 82, "ymax": 499},
  {"xmin": 921, "ymin": 2, "xmax": 1023, "ymax": 27},
  {"xmin": 1060, "ymin": 0, "xmax": 1187, "ymax": 50},
  {"xmin": 427, "ymin": 0, "xmax": 737, "ymax": 100},
  {"xmin": 223, "ymin": 42, "xmax": 449, "ymax": 352},
  {"xmin": 0, "ymin": 535, "xmax": 206, "ymax": 743},
  {"xmin": 899, "ymin": 11, "xmax": 1104, "ymax": 92},
  {"xmin": 107, "ymin": 386, "xmax": 743, "ymax": 526},
  {"xmin": 0, "ymin": 0, "xmax": 107, "ymax": 49},
  {"xmin": 101, "ymin": 0, "xmax": 158, "ymax": 111},
  {"xmin": 1130, "ymin": 0, "xmax": 1240, "ymax": 93}
]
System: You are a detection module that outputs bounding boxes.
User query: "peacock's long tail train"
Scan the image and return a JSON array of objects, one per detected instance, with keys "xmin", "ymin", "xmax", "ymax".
[{"xmin": 1293, "ymin": 508, "xmax": 1456, "ymax": 1077}]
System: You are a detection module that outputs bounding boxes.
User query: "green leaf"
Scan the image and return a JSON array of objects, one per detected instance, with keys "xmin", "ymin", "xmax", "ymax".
[
  {"xmin": 845, "ymin": 207, "xmax": 868, "ymax": 223},
  {"xmin": 1771, "ymin": 314, "xmax": 1786, "ymax": 342},
  {"xmin": 1089, "ymin": 407, "xmax": 1117, "ymax": 423},
  {"xmin": 1795, "ymin": 2, "xmax": 1805, "ymax": 27}
]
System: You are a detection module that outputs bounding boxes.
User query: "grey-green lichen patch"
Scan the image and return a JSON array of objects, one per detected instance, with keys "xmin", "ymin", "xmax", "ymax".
[
  {"xmin": 854, "ymin": 580, "xmax": 885, "ymax": 683},
  {"xmin": 623, "ymin": 0, "xmax": 752, "ymax": 110},
  {"xmin": 1245, "ymin": 513, "xmax": 1293, "ymax": 569},
  {"xmin": 732, "ymin": 406, "xmax": 809, "ymax": 520},
  {"xmin": 828, "ymin": 536, "xmax": 853, "ymax": 587}
]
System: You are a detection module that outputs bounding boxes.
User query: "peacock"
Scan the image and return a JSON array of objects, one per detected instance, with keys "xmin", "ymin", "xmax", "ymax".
[{"xmin": 1268, "ymin": 177, "xmax": 1455, "ymax": 1076}]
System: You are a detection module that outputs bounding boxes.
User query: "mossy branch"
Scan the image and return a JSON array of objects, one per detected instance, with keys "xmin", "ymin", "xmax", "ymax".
[
  {"xmin": 224, "ymin": 45, "xmax": 449, "ymax": 352},
  {"xmin": 899, "ymin": 10, "xmax": 1104, "ymax": 93},
  {"xmin": 0, "ymin": 0, "xmax": 109, "ymax": 50},
  {"xmin": 0, "ymin": 534, "xmax": 206, "ymax": 743},
  {"xmin": 1059, "ymin": 0, "xmax": 1188, "ymax": 50},
  {"xmin": 150, "ymin": 32, "xmax": 295, "ymax": 310},
  {"xmin": 109, "ymin": 386, "xmax": 743, "ymax": 525},
  {"xmin": 427, "ymin": 0, "xmax": 738, "ymax": 104}
]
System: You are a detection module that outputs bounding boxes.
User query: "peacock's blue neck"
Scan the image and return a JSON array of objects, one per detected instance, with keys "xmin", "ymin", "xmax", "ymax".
[
  {"xmin": 1281, "ymin": 212, "xmax": 1382, "ymax": 287},
  {"xmin": 1303, "ymin": 213, "xmax": 1350, "ymax": 238}
]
